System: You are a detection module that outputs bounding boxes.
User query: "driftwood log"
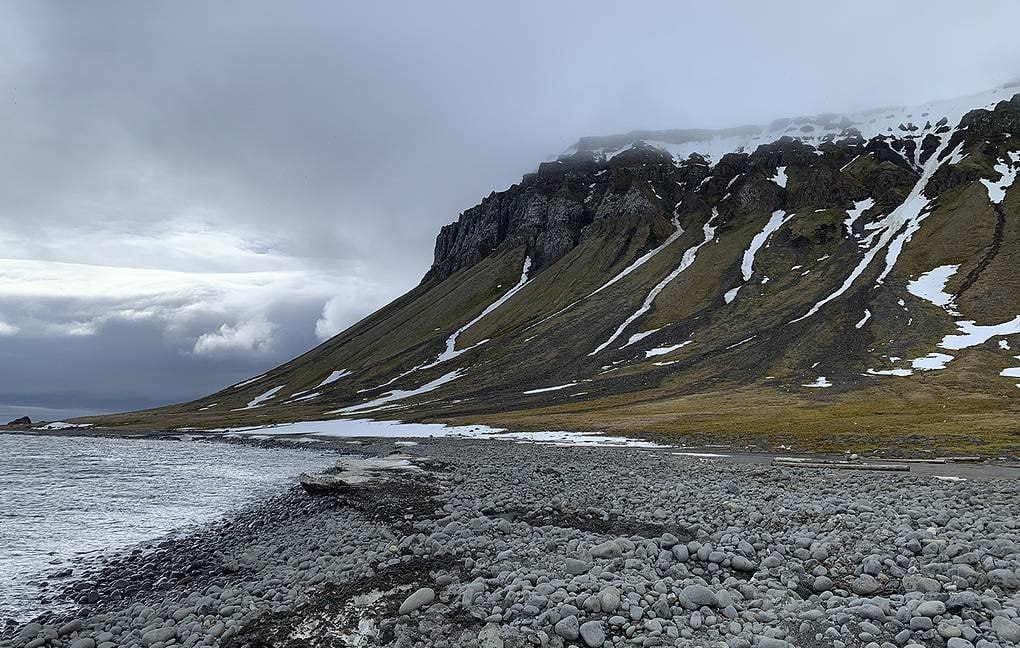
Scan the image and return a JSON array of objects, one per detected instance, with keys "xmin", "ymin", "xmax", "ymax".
[{"xmin": 771, "ymin": 458, "xmax": 909, "ymax": 472}]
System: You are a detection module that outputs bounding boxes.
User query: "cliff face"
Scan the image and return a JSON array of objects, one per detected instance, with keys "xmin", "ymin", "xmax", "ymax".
[
  {"xmin": 425, "ymin": 92, "xmax": 1020, "ymax": 286},
  {"xmin": 423, "ymin": 146, "xmax": 691, "ymax": 283},
  {"xmin": 89, "ymin": 86, "xmax": 1020, "ymax": 453}
]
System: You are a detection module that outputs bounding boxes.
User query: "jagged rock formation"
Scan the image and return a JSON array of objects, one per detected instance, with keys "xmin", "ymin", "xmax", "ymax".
[
  {"xmin": 87, "ymin": 85, "xmax": 1020, "ymax": 452},
  {"xmin": 424, "ymin": 145, "xmax": 683, "ymax": 283}
]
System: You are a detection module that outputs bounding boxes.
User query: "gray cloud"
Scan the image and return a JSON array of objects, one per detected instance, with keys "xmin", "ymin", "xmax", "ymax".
[{"xmin": 0, "ymin": 0, "xmax": 1017, "ymax": 417}]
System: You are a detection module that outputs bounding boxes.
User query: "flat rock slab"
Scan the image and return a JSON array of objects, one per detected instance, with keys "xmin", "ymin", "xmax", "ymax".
[
  {"xmin": 398, "ymin": 587, "xmax": 435, "ymax": 615},
  {"xmin": 300, "ymin": 454, "xmax": 421, "ymax": 493}
]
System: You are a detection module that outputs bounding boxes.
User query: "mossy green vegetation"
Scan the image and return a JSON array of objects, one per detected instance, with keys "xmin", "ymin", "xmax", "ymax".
[{"xmin": 78, "ymin": 95, "xmax": 1020, "ymax": 456}]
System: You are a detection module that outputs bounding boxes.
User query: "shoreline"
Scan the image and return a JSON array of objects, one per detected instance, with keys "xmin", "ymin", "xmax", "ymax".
[
  {"xmin": 3, "ymin": 422, "xmax": 1019, "ymax": 479},
  {"xmin": 1, "ymin": 434, "xmax": 1019, "ymax": 647},
  {"xmin": 6, "ymin": 380, "xmax": 1020, "ymax": 463}
]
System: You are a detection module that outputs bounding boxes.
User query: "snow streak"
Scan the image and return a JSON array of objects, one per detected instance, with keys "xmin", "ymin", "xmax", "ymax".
[
  {"xmin": 590, "ymin": 213, "xmax": 718, "ymax": 355},
  {"xmin": 726, "ymin": 210, "xmax": 792, "ymax": 303},
  {"xmin": 422, "ymin": 256, "xmax": 532, "ymax": 369},
  {"xmin": 791, "ymin": 136, "xmax": 959, "ymax": 324},
  {"xmin": 522, "ymin": 382, "xmax": 579, "ymax": 395},
  {"xmin": 330, "ymin": 370, "xmax": 464, "ymax": 415},
  {"xmin": 233, "ymin": 385, "xmax": 285, "ymax": 411},
  {"xmin": 528, "ymin": 213, "xmax": 687, "ymax": 330},
  {"xmin": 355, "ymin": 256, "xmax": 531, "ymax": 400},
  {"xmin": 315, "ymin": 369, "xmax": 353, "ymax": 388}
]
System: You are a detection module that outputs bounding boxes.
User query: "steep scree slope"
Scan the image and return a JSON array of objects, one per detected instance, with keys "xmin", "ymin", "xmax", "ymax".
[{"xmin": 87, "ymin": 85, "xmax": 1020, "ymax": 452}]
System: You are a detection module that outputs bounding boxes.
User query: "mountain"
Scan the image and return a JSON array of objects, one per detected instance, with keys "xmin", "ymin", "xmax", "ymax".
[{"xmin": 88, "ymin": 84, "xmax": 1020, "ymax": 454}]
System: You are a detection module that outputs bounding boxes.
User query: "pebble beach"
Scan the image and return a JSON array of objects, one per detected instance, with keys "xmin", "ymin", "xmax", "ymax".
[{"xmin": 2, "ymin": 435, "xmax": 1019, "ymax": 648}]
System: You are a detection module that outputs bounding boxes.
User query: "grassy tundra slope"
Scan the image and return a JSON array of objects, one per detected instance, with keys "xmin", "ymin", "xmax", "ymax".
[{"xmin": 83, "ymin": 86, "xmax": 1020, "ymax": 455}]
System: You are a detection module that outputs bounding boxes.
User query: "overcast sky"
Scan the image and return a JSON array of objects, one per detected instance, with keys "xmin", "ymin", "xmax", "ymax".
[{"xmin": 0, "ymin": 1, "xmax": 1017, "ymax": 420}]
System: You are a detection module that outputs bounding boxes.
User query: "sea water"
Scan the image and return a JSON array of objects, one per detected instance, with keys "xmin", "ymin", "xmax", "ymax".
[{"xmin": 0, "ymin": 433, "xmax": 332, "ymax": 622}]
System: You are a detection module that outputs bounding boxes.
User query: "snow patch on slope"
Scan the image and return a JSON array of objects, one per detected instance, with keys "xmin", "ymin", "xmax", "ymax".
[
  {"xmin": 574, "ymin": 85, "xmax": 1018, "ymax": 167},
  {"xmin": 868, "ymin": 263, "xmax": 1020, "ymax": 376},
  {"xmin": 874, "ymin": 143, "xmax": 964, "ymax": 288},
  {"xmin": 907, "ymin": 265, "xmax": 960, "ymax": 315},
  {"xmin": 981, "ymin": 152, "xmax": 1019, "ymax": 204},
  {"xmin": 357, "ymin": 255, "xmax": 529, "ymax": 396},
  {"xmin": 727, "ymin": 210, "xmax": 793, "ymax": 303},
  {"xmin": 791, "ymin": 135, "xmax": 958, "ymax": 323},
  {"xmin": 939, "ymin": 317, "xmax": 1020, "ymax": 350},
  {"xmin": 867, "ymin": 368, "xmax": 913, "ymax": 377},
  {"xmin": 530, "ymin": 213, "xmax": 688, "ymax": 330},
  {"xmin": 285, "ymin": 392, "xmax": 322, "ymax": 404},
  {"xmin": 590, "ymin": 213, "xmax": 718, "ymax": 355},
  {"xmin": 645, "ymin": 341, "xmax": 692, "ymax": 358},
  {"xmin": 286, "ymin": 369, "xmax": 356, "ymax": 402},
  {"xmin": 330, "ymin": 370, "xmax": 464, "ymax": 415},
  {"xmin": 771, "ymin": 166, "xmax": 788, "ymax": 188},
  {"xmin": 232, "ymin": 374, "xmax": 266, "ymax": 389},
  {"xmin": 1000, "ymin": 355, "xmax": 1020, "ymax": 378},
  {"xmin": 522, "ymin": 382, "xmax": 579, "ymax": 395},
  {"xmin": 233, "ymin": 385, "xmax": 285, "ymax": 411},
  {"xmin": 215, "ymin": 418, "xmax": 667, "ymax": 448},
  {"xmin": 316, "ymin": 369, "xmax": 353, "ymax": 388},
  {"xmin": 425, "ymin": 257, "xmax": 532, "ymax": 368},
  {"xmin": 844, "ymin": 198, "xmax": 875, "ymax": 237},
  {"xmin": 39, "ymin": 421, "xmax": 94, "ymax": 430},
  {"xmin": 621, "ymin": 328, "xmax": 662, "ymax": 348},
  {"xmin": 911, "ymin": 353, "xmax": 954, "ymax": 371},
  {"xmin": 802, "ymin": 376, "xmax": 832, "ymax": 388}
]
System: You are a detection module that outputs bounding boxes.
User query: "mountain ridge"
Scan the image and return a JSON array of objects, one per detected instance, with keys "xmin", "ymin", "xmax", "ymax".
[{"xmin": 79, "ymin": 84, "xmax": 1020, "ymax": 454}]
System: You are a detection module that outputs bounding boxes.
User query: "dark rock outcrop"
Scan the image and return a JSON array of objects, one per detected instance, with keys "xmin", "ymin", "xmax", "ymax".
[
  {"xmin": 6, "ymin": 416, "xmax": 31, "ymax": 426},
  {"xmin": 423, "ymin": 145, "xmax": 684, "ymax": 283},
  {"xmin": 423, "ymin": 96, "xmax": 1020, "ymax": 285}
]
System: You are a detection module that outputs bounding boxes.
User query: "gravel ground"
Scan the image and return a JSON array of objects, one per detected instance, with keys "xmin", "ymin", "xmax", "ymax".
[{"xmin": 2, "ymin": 436, "xmax": 1019, "ymax": 648}]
